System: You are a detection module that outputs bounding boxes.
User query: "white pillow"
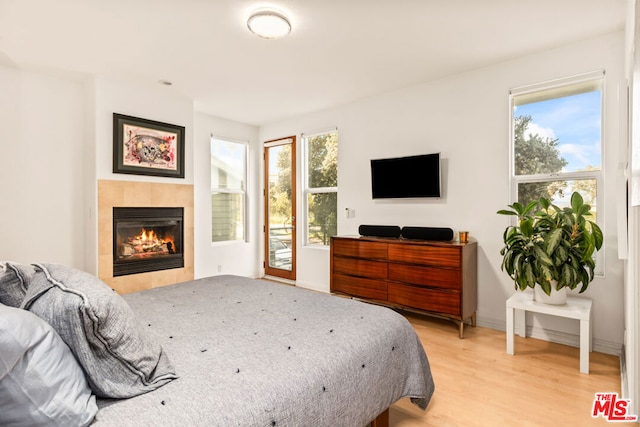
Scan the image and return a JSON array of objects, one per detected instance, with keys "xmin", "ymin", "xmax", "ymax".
[{"xmin": 0, "ymin": 304, "xmax": 97, "ymax": 427}]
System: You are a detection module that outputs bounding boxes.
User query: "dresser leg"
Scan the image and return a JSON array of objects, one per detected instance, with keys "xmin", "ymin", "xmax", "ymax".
[{"xmin": 472, "ymin": 312, "xmax": 477, "ymax": 327}]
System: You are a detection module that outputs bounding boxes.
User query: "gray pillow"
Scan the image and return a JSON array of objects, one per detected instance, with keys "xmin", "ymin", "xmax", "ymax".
[
  {"xmin": 0, "ymin": 262, "xmax": 35, "ymax": 307},
  {"xmin": 0, "ymin": 303, "xmax": 97, "ymax": 426},
  {"xmin": 21, "ymin": 263, "xmax": 178, "ymax": 398}
]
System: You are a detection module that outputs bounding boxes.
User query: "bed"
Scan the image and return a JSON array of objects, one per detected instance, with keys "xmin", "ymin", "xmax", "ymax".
[{"xmin": 1, "ymin": 264, "xmax": 434, "ymax": 427}]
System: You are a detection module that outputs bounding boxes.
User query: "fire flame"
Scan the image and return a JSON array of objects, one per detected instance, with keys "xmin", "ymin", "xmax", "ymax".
[
  {"xmin": 127, "ymin": 228, "xmax": 175, "ymax": 253},
  {"xmin": 140, "ymin": 228, "xmax": 158, "ymax": 242}
]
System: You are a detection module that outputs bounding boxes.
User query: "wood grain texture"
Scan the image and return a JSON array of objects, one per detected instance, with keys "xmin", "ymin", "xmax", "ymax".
[
  {"xmin": 330, "ymin": 236, "xmax": 477, "ymax": 335},
  {"xmin": 388, "ymin": 283, "xmax": 460, "ymax": 316},
  {"xmin": 332, "ymin": 273, "xmax": 388, "ymax": 300},
  {"xmin": 388, "ymin": 243, "xmax": 460, "ymax": 268},
  {"xmin": 332, "ymin": 238, "xmax": 388, "ymax": 260},
  {"xmin": 371, "ymin": 408, "xmax": 389, "ymax": 427},
  {"xmin": 333, "ymin": 257, "xmax": 388, "ymax": 280},
  {"xmin": 391, "ymin": 313, "xmax": 630, "ymax": 426},
  {"xmin": 388, "ymin": 264, "xmax": 461, "ymax": 289}
]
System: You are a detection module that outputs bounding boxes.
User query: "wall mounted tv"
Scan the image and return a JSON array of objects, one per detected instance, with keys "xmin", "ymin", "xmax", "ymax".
[{"xmin": 370, "ymin": 153, "xmax": 441, "ymax": 199}]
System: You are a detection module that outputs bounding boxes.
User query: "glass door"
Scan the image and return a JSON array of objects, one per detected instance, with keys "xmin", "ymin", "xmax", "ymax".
[{"xmin": 264, "ymin": 137, "xmax": 296, "ymax": 280}]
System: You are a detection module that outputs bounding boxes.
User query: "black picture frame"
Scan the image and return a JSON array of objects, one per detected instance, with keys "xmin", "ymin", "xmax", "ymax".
[{"xmin": 113, "ymin": 113, "xmax": 185, "ymax": 178}]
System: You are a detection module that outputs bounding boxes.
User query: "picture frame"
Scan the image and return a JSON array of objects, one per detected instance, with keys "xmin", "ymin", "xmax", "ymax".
[{"xmin": 113, "ymin": 113, "xmax": 185, "ymax": 178}]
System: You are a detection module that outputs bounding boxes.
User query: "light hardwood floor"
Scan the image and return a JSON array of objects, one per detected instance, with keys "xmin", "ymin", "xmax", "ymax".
[{"xmin": 392, "ymin": 312, "xmax": 636, "ymax": 426}]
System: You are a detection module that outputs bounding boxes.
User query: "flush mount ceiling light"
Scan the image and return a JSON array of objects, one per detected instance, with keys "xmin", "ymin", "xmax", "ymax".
[{"xmin": 247, "ymin": 9, "xmax": 291, "ymax": 39}]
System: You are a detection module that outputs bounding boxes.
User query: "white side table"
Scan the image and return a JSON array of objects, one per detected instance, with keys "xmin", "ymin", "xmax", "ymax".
[{"xmin": 506, "ymin": 292, "xmax": 593, "ymax": 374}]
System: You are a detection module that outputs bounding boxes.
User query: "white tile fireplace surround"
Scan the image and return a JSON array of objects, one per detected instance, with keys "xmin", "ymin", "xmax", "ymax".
[{"xmin": 98, "ymin": 180, "xmax": 194, "ymax": 294}]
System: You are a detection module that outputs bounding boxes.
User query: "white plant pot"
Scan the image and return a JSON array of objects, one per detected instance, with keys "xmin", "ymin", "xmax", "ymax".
[{"xmin": 533, "ymin": 280, "xmax": 567, "ymax": 305}]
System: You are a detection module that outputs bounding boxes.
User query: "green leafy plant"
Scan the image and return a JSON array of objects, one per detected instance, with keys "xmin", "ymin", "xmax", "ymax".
[{"xmin": 497, "ymin": 192, "xmax": 603, "ymax": 296}]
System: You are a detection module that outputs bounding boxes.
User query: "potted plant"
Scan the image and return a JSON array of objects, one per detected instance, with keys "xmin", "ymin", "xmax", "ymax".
[{"xmin": 497, "ymin": 192, "xmax": 603, "ymax": 304}]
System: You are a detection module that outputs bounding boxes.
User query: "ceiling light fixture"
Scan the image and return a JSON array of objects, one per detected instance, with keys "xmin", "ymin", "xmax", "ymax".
[{"xmin": 247, "ymin": 9, "xmax": 291, "ymax": 39}]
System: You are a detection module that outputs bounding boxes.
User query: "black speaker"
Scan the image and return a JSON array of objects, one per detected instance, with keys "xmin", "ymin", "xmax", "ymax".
[
  {"xmin": 401, "ymin": 226, "xmax": 454, "ymax": 241},
  {"xmin": 358, "ymin": 224, "xmax": 402, "ymax": 238}
]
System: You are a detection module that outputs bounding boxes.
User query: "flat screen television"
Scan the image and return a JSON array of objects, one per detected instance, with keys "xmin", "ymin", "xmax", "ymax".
[{"xmin": 370, "ymin": 153, "xmax": 441, "ymax": 199}]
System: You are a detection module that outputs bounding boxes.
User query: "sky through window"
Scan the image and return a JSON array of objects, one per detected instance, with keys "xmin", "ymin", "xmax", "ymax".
[{"xmin": 514, "ymin": 90, "xmax": 602, "ymax": 173}]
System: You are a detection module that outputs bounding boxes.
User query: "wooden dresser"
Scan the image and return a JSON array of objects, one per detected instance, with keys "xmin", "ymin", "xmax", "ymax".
[{"xmin": 330, "ymin": 235, "xmax": 477, "ymax": 338}]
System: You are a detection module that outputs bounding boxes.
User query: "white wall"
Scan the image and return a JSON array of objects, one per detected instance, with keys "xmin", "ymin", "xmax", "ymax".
[
  {"xmin": 260, "ymin": 31, "xmax": 627, "ymax": 354},
  {"xmin": 0, "ymin": 67, "xmax": 263, "ymax": 281},
  {"xmin": 193, "ymin": 112, "xmax": 261, "ymax": 279},
  {"xmin": 624, "ymin": 0, "xmax": 639, "ymax": 413},
  {"xmin": 82, "ymin": 77, "xmax": 195, "ymax": 274},
  {"xmin": 0, "ymin": 31, "xmax": 627, "ymax": 355},
  {"xmin": 0, "ymin": 68, "xmax": 197, "ymax": 273},
  {"xmin": 259, "ymin": 111, "xmax": 346, "ymax": 291},
  {"xmin": 90, "ymin": 79, "xmax": 263, "ymax": 279},
  {"xmin": 0, "ymin": 66, "xmax": 86, "ymax": 267},
  {"xmin": 92, "ymin": 77, "xmax": 195, "ymax": 184}
]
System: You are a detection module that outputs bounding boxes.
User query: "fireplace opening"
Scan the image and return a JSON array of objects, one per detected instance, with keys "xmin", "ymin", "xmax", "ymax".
[{"xmin": 113, "ymin": 207, "xmax": 184, "ymax": 276}]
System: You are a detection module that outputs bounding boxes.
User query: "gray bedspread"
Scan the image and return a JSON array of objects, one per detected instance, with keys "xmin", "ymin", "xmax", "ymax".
[{"xmin": 93, "ymin": 275, "xmax": 434, "ymax": 426}]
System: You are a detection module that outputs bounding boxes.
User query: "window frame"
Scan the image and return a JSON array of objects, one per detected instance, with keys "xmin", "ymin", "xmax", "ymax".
[
  {"xmin": 508, "ymin": 71, "xmax": 605, "ymax": 276},
  {"xmin": 302, "ymin": 129, "xmax": 338, "ymax": 247},
  {"xmin": 210, "ymin": 136, "xmax": 249, "ymax": 244}
]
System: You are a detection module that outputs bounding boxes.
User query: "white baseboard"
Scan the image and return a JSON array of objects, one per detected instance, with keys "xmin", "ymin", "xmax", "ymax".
[
  {"xmin": 476, "ymin": 316, "xmax": 622, "ymax": 356},
  {"xmin": 293, "ymin": 279, "xmax": 328, "ymax": 293},
  {"xmin": 262, "ymin": 274, "xmax": 296, "ymax": 286}
]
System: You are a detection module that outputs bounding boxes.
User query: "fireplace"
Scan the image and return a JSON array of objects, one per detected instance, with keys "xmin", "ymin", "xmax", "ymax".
[{"xmin": 113, "ymin": 207, "xmax": 184, "ymax": 277}]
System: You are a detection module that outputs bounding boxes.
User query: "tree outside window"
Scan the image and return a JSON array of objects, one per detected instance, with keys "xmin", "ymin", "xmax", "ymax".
[
  {"xmin": 511, "ymin": 75, "xmax": 603, "ymax": 223},
  {"xmin": 510, "ymin": 74, "xmax": 604, "ymax": 274},
  {"xmin": 304, "ymin": 131, "xmax": 338, "ymax": 246}
]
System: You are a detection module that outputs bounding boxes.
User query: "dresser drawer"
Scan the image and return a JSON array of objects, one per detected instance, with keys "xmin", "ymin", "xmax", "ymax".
[
  {"xmin": 388, "ymin": 244, "xmax": 460, "ymax": 268},
  {"xmin": 332, "ymin": 273, "xmax": 387, "ymax": 300},
  {"xmin": 332, "ymin": 239, "xmax": 388, "ymax": 260},
  {"xmin": 388, "ymin": 264, "xmax": 461, "ymax": 290},
  {"xmin": 388, "ymin": 283, "xmax": 461, "ymax": 316},
  {"xmin": 332, "ymin": 257, "xmax": 387, "ymax": 280}
]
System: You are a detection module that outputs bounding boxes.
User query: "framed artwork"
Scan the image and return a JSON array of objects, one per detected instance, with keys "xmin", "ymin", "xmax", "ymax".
[{"xmin": 113, "ymin": 113, "xmax": 185, "ymax": 178}]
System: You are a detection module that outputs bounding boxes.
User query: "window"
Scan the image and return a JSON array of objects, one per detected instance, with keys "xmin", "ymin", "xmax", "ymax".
[
  {"xmin": 211, "ymin": 138, "xmax": 247, "ymax": 242},
  {"xmin": 303, "ymin": 130, "xmax": 338, "ymax": 246},
  {"xmin": 510, "ymin": 72, "xmax": 603, "ymax": 215},
  {"xmin": 510, "ymin": 72, "xmax": 604, "ymax": 272}
]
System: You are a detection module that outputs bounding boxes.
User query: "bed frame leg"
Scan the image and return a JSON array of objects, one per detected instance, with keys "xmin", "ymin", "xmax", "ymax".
[{"xmin": 371, "ymin": 408, "xmax": 389, "ymax": 427}]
